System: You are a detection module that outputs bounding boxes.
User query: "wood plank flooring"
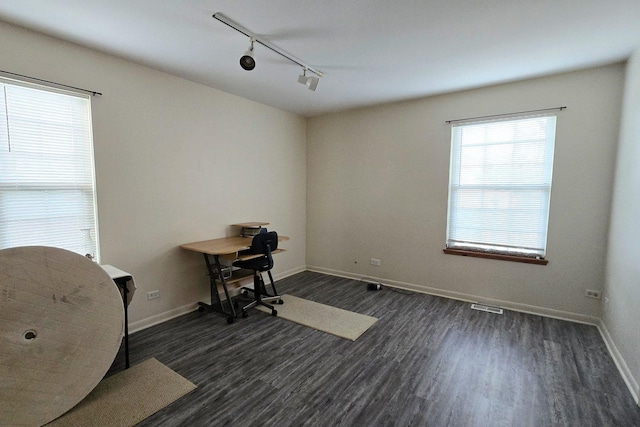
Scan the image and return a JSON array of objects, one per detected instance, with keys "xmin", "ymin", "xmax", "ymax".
[{"xmin": 107, "ymin": 271, "xmax": 640, "ymax": 426}]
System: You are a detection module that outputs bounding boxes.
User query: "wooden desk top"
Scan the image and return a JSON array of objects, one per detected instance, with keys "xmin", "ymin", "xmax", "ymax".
[
  {"xmin": 181, "ymin": 235, "xmax": 289, "ymax": 256},
  {"xmin": 181, "ymin": 236, "xmax": 252, "ymax": 255}
]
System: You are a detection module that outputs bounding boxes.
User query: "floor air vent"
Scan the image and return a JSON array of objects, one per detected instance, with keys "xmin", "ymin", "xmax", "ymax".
[{"xmin": 470, "ymin": 303, "xmax": 503, "ymax": 315}]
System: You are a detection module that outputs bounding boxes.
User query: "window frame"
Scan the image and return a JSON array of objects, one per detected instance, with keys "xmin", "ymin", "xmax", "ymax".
[
  {"xmin": 0, "ymin": 76, "xmax": 100, "ymax": 261},
  {"xmin": 444, "ymin": 112, "xmax": 557, "ymax": 265}
]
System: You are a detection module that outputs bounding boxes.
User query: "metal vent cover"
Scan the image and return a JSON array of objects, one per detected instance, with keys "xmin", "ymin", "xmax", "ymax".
[{"xmin": 470, "ymin": 303, "xmax": 503, "ymax": 315}]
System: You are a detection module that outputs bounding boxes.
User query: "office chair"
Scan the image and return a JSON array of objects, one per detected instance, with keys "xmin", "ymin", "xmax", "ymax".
[{"xmin": 233, "ymin": 231, "xmax": 283, "ymax": 317}]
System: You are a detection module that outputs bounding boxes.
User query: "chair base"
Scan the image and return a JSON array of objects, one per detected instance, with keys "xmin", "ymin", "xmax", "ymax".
[
  {"xmin": 240, "ymin": 298, "xmax": 277, "ymax": 317},
  {"xmin": 240, "ymin": 270, "xmax": 282, "ymax": 317}
]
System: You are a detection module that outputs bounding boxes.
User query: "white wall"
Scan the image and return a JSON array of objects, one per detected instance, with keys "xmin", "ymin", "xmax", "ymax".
[
  {"xmin": 0, "ymin": 21, "xmax": 307, "ymax": 327},
  {"xmin": 603, "ymin": 47, "xmax": 640, "ymax": 403},
  {"xmin": 307, "ymin": 64, "xmax": 624, "ymax": 322}
]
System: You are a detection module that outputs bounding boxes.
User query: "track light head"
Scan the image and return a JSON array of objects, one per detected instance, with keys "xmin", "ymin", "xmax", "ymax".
[
  {"xmin": 297, "ymin": 68, "xmax": 320, "ymax": 91},
  {"xmin": 306, "ymin": 76, "xmax": 319, "ymax": 91},
  {"xmin": 297, "ymin": 69, "xmax": 308, "ymax": 85},
  {"xmin": 240, "ymin": 51, "xmax": 254, "ymax": 70},
  {"xmin": 240, "ymin": 38, "xmax": 255, "ymax": 71}
]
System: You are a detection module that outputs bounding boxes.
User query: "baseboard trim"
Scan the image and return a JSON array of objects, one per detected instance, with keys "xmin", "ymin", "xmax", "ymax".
[
  {"xmin": 597, "ymin": 320, "xmax": 640, "ymax": 405},
  {"xmin": 273, "ymin": 265, "xmax": 307, "ymax": 281},
  {"xmin": 128, "ymin": 265, "xmax": 307, "ymax": 334},
  {"xmin": 129, "ymin": 302, "xmax": 197, "ymax": 334},
  {"xmin": 307, "ymin": 265, "xmax": 600, "ymax": 325}
]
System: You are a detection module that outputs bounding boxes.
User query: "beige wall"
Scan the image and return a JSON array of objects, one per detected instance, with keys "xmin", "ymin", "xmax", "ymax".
[
  {"xmin": 307, "ymin": 64, "xmax": 624, "ymax": 322},
  {"xmin": 0, "ymin": 21, "xmax": 307, "ymax": 328},
  {"xmin": 604, "ymin": 47, "xmax": 640, "ymax": 402}
]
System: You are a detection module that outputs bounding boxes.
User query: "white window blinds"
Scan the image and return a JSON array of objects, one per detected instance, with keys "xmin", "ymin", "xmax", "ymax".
[
  {"xmin": 446, "ymin": 114, "xmax": 556, "ymax": 258},
  {"xmin": 0, "ymin": 78, "xmax": 99, "ymax": 260}
]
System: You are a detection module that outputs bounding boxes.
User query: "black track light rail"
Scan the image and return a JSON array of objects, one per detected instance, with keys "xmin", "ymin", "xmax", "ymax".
[{"xmin": 213, "ymin": 12, "xmax": 323, "ymax": 78}]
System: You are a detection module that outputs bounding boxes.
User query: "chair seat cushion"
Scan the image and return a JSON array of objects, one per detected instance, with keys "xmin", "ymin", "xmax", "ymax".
[{"xmin": 233, "ymin": 256, "xmax": 269, "ymax": 271}]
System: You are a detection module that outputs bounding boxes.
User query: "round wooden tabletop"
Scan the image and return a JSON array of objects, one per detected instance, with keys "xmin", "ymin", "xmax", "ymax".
[{"xmin": 0, "ymin": 246, "xmax": 124, "ymax": 426}]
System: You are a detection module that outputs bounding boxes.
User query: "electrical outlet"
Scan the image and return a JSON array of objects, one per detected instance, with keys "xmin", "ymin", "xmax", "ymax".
[
  {"xmin": 370, "ymin": 258, "xmax": 381, "ymax": 266},
  {"xmin": 147, "ymin": 290, "xmax": 160, "ymax": 300},
  {"xmin": 585, "ymin": 289, "xmax": 601, "ymax": 299}
]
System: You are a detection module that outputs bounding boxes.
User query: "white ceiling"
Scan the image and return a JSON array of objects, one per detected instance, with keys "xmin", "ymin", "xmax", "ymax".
[{"xmin": 1, "ymin": 1, "xmax": 640, "ymax": 117}]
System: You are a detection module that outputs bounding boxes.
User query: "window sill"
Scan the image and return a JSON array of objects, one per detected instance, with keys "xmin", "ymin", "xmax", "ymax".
[{"xmin": 443, "ymin": 249, "xmax": 548, "ymax": 265}]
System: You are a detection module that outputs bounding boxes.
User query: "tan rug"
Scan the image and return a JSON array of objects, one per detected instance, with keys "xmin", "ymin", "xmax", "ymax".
[
  {"xmin": 46, "ymin": 358, "xmax": 196, "ymax": 427},
  {"xmin": 257, "ymin": 294, "xmax": 378, "ymax": 341}
]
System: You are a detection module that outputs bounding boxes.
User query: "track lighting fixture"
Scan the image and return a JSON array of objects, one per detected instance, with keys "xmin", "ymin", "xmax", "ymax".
[
  {"xmin": 239, "ymin": 38, "xmax": 255, "ymax": 71},
  {"xmin": 307, "ymin": 76, "xmax": 320, "ymax": 91},
  {"xmin": 213, "ymin": 12, "xmax": 323, "ymax": 91},
  {"xmin": 297, "ymin": 69, "xmax": 308, "ymax": 85},
  {"xmin": 297, "ymin": 68, "xmax": 320, "ymax": 91}
]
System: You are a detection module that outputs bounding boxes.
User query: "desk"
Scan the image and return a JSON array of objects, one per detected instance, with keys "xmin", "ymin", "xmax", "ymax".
[
  {"xmin": 100, "ymin": 264, "xmax": 136, "ymax": 369},
  {"xmin": 181, "ymin": 234, "xmax": 287, "ymax": 324}
]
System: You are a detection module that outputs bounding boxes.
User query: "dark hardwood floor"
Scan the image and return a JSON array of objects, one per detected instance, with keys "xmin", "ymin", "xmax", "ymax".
[{"xmin": 107, "ymin": 271, "xmax": 640, "ymax": 426}]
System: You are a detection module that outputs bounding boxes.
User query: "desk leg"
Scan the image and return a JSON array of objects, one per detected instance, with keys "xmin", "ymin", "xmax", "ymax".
[
  {"xmin": 200, "ymin": 254, "xmax": 236, "ymax": 324},
  {"xmin": 123, "ymin": 286, "xmax": 129, "ymax": 369},
  {"xmin": 114, "ymin": 277, "xmax": 130, "ymax": 369},
  {"xmin": 214, "ymin": 255, "xmax": 236, "ymax": 319}
]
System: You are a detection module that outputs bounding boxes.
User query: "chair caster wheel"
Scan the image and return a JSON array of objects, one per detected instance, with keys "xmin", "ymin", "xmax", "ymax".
[
  {"xmin": 242, "ymin": 310, "xmax": 248, "ymax": 318},
  {"xmin": 226, "ymin": 317, "xmax": 234, "ymax": 324},
  {"xmin": 272, "ymin": 310, "xmax": 278, "ymax": 316},
  {"xmin": 277, "ymin": 299, "xmax": 284, "ymax": 305},
  {"xmin": 241, "ymin": 290, "xmax": 249, "ymax": 297},
  {"xmin": 197, "ymin": 306, "xmax": 205, "ymax": 312}
]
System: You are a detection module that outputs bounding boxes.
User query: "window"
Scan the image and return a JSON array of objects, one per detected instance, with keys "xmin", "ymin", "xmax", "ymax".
[
  {"xmin": 445, "ymin": 113, "xmax": 557, "ymax": 262},
  {"xmin": 0, "ymin": 77, "xmax": 99, "ymax": 260}
]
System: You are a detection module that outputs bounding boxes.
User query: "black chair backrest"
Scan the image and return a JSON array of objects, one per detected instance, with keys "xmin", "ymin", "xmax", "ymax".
[{"xmin": 249, "ymin": 231, "xmax": 278, "ymax": 255}]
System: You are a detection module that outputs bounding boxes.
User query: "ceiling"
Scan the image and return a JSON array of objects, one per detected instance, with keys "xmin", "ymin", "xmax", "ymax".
[{"xmin": 1, "ymin": 1, "xmax": 640, "ymax": 117}]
